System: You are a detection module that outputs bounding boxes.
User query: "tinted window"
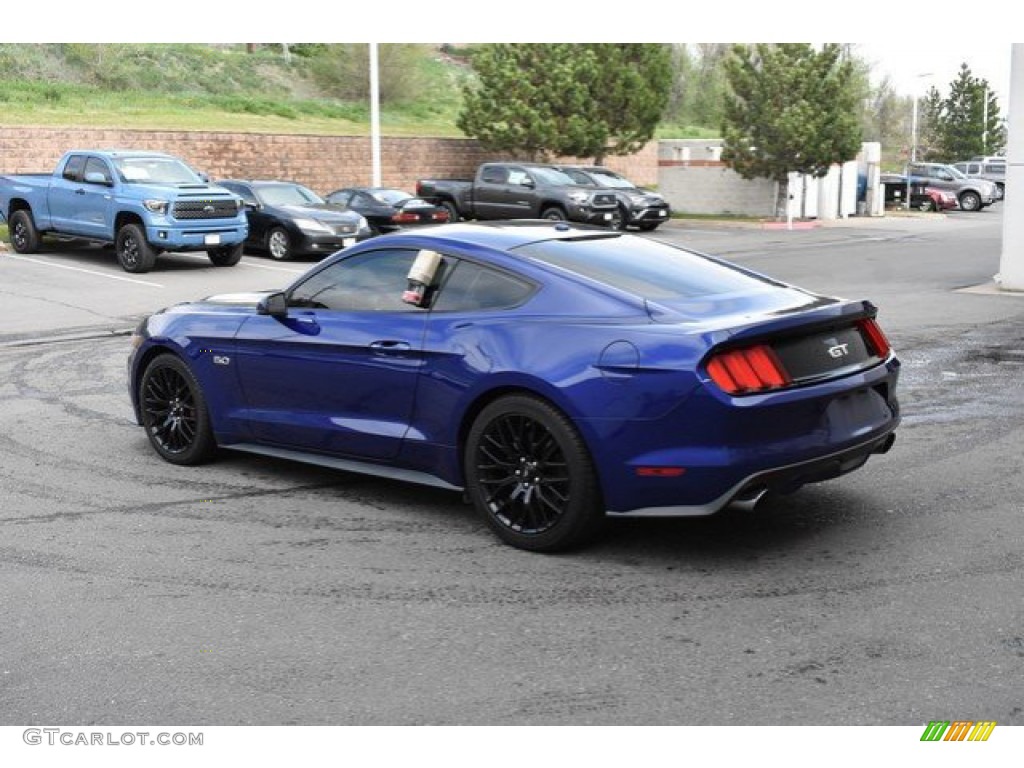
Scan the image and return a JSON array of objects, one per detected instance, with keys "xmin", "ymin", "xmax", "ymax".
[
  {"xmin": 255, "ymin": 183, "xmax": 323, "ymax": 207},
  {"xmin": 481, "ymin": 166, "xmax": 508, "ymax": 184},
  {"xmin": 434, "ymin": 260, "xmax": 533, "ymax": 312},
  {"xmin": 288, "ymin": 249, "xmax": 420, "ymax": 312},
  {"xmin": 563, "ymin": 169, "xmax": 593, "ymax": 185},
  {"xmin": 514, "ymin": 236, "xmax": 776, "ymax": 300},
  {"xmin": 63, "ymin": 155, "xmax": 86, "ymax": 182},
  {"xmin": 327, "ymin": 190, "xmax": 352, "ymax": 206},
  {"xmin": 222, "ymin": 182, "xmax": 257, "ymax": 205},
  {"xmin": 83, "ymin": 157, "xmax": 112, "ymax": 184}
]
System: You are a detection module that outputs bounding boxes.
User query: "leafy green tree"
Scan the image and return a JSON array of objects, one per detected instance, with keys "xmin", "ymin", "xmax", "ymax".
[
  {"xmin": 721, "ymin": 43, "xmax": 863, "ymax": 218},
  {"xmin": 457, "ymin": 44, "xmax": 671, "ymax": 163}
]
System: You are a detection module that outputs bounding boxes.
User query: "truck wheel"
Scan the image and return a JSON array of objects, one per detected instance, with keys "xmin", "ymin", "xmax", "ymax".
[
  {"xmin": 208, "ymin": 243, "xmax": 243, "ymax": 267},
  {"xmin": 9, "ymin": 209, "xmax": 41, "ymax": 254},
  {"xmin": 958, "ymin": 191, "xmax": 981, "ymax": 212},
  {"xmin": 440, "ymin": 201, "xmax": 459, "ymax": 224},
  {"xmin": 116, "ymin": 223, "xmax": 158, "ymax": 273},
  {"xmin": 267, "ymin": 227, "xmax": 293, "ymax": 261},
  {"xmin": 541, "ymin": 207, "xmax": 567, "ymax": 222},
  {"xmin": 609, "ymin": 206, "xmax": 627, "ymax": 231}
]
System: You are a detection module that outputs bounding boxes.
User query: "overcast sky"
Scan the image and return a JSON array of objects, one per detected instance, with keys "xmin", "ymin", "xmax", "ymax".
[{"xmin": 855, "ymin": 43, "xmax": 1012, "ymax": 105}]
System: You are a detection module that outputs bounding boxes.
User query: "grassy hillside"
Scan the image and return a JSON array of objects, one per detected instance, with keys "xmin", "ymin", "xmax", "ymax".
[
  {"xmin": 0, "ymin": 43, "xmax": 713, "ymax": 140},
  {"xmin": 0, "ymin": 43, "xmax": 468, "ymax": 136}
]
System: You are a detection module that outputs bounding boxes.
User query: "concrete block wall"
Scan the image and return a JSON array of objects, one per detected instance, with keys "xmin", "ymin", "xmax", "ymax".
[
  {"xmin": 0, "ymin": 126, "xmax": 658, "ymax": 196},
  {"xmin": 659, "ymin": 163, "xmax": 777, "ymax": 217}
]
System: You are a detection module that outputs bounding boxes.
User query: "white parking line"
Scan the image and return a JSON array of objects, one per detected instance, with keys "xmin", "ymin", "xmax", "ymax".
[
  {"xmin": 4, "ymin": 254, "xmax": 164, "ymax": 288},
  {"xmin": 174, "ymin": 253, "xmax": 304, "ymax": 273}
]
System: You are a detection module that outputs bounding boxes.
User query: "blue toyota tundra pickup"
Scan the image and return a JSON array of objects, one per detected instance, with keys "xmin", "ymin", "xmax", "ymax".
[{"xmin": 0, "ymin": 149, "xmax": 248, "ymax": 272}]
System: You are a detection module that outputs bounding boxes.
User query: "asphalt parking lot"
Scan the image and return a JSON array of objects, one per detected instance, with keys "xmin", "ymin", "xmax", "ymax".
[{"xmin": 1, "ymin": 211, "xmax": 1022, "ymax": 725}]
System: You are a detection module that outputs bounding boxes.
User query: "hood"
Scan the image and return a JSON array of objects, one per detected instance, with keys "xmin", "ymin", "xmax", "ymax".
[{"xmin": 276, "ymin": 203, "xmax": 363, "ymax": 223}]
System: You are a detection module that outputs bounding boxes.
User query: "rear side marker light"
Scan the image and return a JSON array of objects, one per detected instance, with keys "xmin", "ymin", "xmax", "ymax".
[
  {"xmin": 707, "ymin": 344, "xmax": 791, "ymax": 395},
  {"xmin": 636, "ymin": 467, "xmax": 686, "ymax": 477},
  {"xmin": 857, "ymin": 318, "xmax": 892, "ymax": 358}
]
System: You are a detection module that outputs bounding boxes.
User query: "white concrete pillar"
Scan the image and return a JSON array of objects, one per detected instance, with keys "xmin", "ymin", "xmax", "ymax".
[{"xmin": 999, "ymin": 44, "xmax": 1024, "ymax": 290}]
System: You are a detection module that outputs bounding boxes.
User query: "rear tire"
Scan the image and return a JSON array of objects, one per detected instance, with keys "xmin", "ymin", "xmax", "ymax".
[
  {"xmin": 464, "ymin": 395, "xmax": 604, "ymax": 552},
  {"xmin": 116, "ymin": 223, "xmax": 158, "ymax": 273},
  {"xmin": 208, "ymin": 242, "xmax": 243, "ymax": 266},
  {"xmin": 440, "ymin": 200, "xmax": 459, "ymax": 224},
  {"xmin": 9, "ymin": 209, "xmax": 41, "ymax": 254}
]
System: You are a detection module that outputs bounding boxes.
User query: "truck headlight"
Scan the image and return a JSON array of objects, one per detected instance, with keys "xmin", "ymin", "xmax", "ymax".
[
  {"xmin": 567, "ymin": 191, "xmax": 590, "ymax": 204},
  {"xmin": 143, "ymin": 199, "xmax": 169, "ymax": 214}
]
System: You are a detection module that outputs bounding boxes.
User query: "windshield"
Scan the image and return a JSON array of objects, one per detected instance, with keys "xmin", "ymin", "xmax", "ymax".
[
  {"xmin": 114, "ymin": 157, "xmax": 202, "ymax": 184},
  {"xmin": 255, "ymin": 183, "xmax": 324, "ymax": 206},
  {"xmin": 589, "ymin": 169, "xmax": 636, "ymax": 189},
  {"xmin": 371, "ymin": 189, "xmax": 414, "ymax": 205}
]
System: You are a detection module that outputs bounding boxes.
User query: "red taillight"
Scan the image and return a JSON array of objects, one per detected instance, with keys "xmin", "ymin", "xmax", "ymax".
[
  {"xmin": 707, "ymin": 344, "xmax": 791, "ymax": 395},
  {"xmin": 391, "ymin": 212, "xmax": 420, "ymax": 224},
  {"xmin": 857, "ymin": 318, "xmax": 892, "ymax": 358}
]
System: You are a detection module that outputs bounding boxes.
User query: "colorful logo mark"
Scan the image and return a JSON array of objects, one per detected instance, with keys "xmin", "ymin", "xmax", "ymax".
[{"xmin": 920, "ymin": 721, "xmax": 996, "ymax": 742}]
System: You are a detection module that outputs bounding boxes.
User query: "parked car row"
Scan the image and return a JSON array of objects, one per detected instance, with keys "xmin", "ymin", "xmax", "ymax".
[{"xmin": 1, "ymin": 149, "xmax": 668, "ymax": 272}]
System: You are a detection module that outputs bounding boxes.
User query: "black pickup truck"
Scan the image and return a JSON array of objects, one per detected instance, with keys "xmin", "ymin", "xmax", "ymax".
[{"xmin": 415, "ymin": 162, "xmax": 620, "ymax": 227}]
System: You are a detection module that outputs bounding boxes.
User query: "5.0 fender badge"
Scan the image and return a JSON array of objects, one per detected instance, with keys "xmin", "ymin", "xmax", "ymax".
[{"xmin": 212, "ymin": 355, "xmax": 231, "ymax": 366}]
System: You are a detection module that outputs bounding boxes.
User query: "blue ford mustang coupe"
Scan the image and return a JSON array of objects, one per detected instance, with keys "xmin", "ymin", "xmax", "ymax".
[{"xmin": 128, "ymin": 222, "xmax": 900, "ymax": 551}]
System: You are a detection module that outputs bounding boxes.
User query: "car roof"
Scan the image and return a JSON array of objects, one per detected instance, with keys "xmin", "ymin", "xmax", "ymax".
[
  {"xmin": 68, "ymin": 149, "xmax": 179, "ymax": 160},
  {"xmin": 381, "ymin": 220, "xmax": 623, "ymax": 251}
]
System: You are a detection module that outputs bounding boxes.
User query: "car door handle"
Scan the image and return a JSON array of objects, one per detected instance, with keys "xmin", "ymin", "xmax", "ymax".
[{"xmin": 369, "ymin": 340, "xmax": 411, "ymax": 353}]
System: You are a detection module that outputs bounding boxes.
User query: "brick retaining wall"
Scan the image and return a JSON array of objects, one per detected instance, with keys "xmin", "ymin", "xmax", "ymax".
[{"xmin": 0, "ymin": 126, "xmax": 658, "ymax": 195}]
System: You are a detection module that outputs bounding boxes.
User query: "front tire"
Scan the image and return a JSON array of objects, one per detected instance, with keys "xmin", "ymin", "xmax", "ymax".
[
  {"xmin": 267, "ymin": 227, "xmax": 293, "ymax": 260},
  {"xmin": 9, "ymin": 209, "xmax": 41, "ymax": 254},
  {"xmin": 958, "ymin": 191, "xmax": 982, "ymax": 212},
  {"xmin": 139, "ymin": 354, "xmax": 216, "ymax": 465},
  {"xmin": 208, "ymin": 242, "xmax": 243, "ymax": 266},
  {"xmin": 918, "ymin": 198, "xmax": 936, "ymax": 212},
  {"xmin": 541, "ymin": 207, "xmax": 567, "ymax": 222},
  {"xmin": 464, "ymin": 395, "xmax": 604, "ymax": 552},
  {"xmin": 609, "ymin": 206, "xmax": 628, "ymax": 231},
  {"xmin": 116, "ymin": 223, "xmax": 158, "ymax": 273}
]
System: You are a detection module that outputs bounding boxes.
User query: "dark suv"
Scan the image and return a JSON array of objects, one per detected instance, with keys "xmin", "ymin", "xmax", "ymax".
[{"xmin": 555, "ymin": 165, "xmax": 671, "ymax": 231}]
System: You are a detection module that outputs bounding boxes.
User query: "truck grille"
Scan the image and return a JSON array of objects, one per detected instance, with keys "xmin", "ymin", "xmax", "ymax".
[
  {"xmin": 593, "ymin": 193, "xmax": 617, "ymax": 208},
  {"xmin": 172, "ymin": 200, "xmax": 239, "ymax": 220}
]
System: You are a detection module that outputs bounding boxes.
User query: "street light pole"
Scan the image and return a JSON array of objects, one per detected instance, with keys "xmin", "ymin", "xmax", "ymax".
[
  {"xmin": 906, "ymin": 72, "xmax": 934, "ymax": 210},
  {"xmin": 369, "ymin": 43, "xmax": 381, "ymax": 187}
]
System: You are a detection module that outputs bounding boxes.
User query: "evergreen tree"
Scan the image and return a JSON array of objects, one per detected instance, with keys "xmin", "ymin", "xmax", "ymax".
[
  {"xmin": 457, "ymin": 44, "xmax": 671, "ymax": 162},
  {"xmin": 931, "ymin": 64, "xmax": 1005, "ymax": 160},
  {"xmin": 721, "ymin": 44, "xmax": 863, "ymax": 218}
]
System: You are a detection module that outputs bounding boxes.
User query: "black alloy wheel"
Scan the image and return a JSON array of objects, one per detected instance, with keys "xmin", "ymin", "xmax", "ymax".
[
  {"xmin": 9, "ymin": 209, "xmax": 40, "ymax": 254},
  {"xmin": 465, "ymin": 395, "xmax": 603, "ymax": 551},
  {"xmin": 918, "ymin": 198, "xmax": 936, "ymax": 212},
  {"xmin": 441, "ymin": 201, "xmax": 459, "ymax": 224},
  {"xmin": 116, "ymin": 223, "xmax": 158, "ymax": 273},
  {"xmin": 208, "ymin": 243, "xmax": 244, "ymax": 266},
  {"xmin": 139, "ymin": 355, "xmax": 215, "ymax": 465}
]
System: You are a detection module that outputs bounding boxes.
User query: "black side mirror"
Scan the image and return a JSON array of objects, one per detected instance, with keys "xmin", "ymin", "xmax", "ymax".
[{"xmin": 258, "ymin": 291, "xmax": 288, "ymax": 318}]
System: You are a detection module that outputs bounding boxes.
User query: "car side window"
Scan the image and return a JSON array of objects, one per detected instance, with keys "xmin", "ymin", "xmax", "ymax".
[
  {"xmin": 62, "ymin": 155, "xmax": 86, "ymax": 182},
  {"xmin": 353, "ymin": 192, "xmax": 375, "ymax": 207},
  {"xmin": 480, "ymin": 166, "xmax": 508, "ymax": 184},
  {"xmin": 564, "ymin": 170, "xmax": 591, "ymax": 185},
  {"xmin": 83, "ymin": 157, "xmax": 112, "ymax": 184},
  {"xmin": 506, "ymin": 168, "xmax": 531, "ymax": 186},
  {"xmin": 328, "ymin": 190, "xmax": 352, "ymax": 207},
  {"xmin": 433, "ymin": 259, "xmax": 534, "ymax": 312},
  {"xmin": 288, "ymin": 249, "xmax": 423, "ymax": 312}
]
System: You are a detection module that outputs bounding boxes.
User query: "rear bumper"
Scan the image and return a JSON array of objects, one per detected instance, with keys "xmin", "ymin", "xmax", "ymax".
[
  {"xmin": 582, "ymin": 356, "xmax": 901, "ymax": 515},
  {"xmin": 608, "ymin": 430, "xmax": 896, "ymax": 517}
]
